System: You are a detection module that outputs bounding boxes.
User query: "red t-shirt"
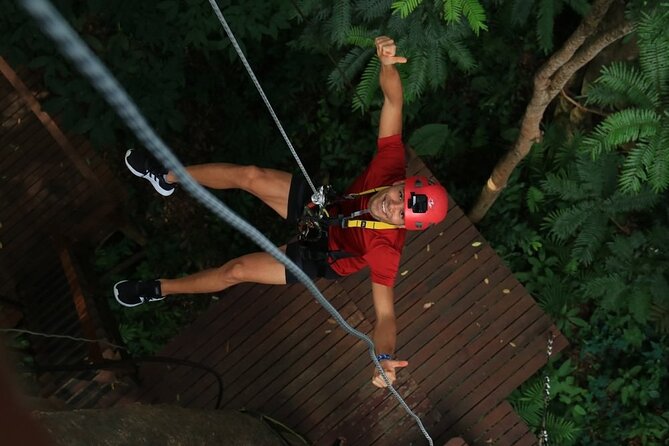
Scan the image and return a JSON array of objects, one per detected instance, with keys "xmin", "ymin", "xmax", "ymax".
[{"xmin": 327, "ymin": 134, "xmax": 407, "ymax": 287}]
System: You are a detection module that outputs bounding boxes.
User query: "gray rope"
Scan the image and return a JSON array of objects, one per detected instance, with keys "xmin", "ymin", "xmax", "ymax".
[
  {"xmin": 207, "ymin": 0, "xmax": 317, "ymax": 197},
  {"xmin": 18, "ymin": 1, "xmax": 433, "ymax": 443},
  {"xmin": 0, "ymin": 328, "xmax": 128, "ymax": 351}
]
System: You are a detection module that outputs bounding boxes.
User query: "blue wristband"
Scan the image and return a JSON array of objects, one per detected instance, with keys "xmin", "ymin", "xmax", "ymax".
[{"xmin": 376, "ymin": 353, "xmax": 392, "ymax": 362}]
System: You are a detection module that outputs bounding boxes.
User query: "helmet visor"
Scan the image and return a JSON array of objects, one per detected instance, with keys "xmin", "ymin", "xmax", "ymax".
[{"xmin": 408, "ymin": 192, "xmax": 428, "ymax": 214}]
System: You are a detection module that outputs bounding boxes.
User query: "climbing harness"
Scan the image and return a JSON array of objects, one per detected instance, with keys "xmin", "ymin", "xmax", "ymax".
[
  {"xmin": 18, "ymin": 0, "xmax": 434, "ymax": 444},
  {"xmin": 538, "ymin": 332, "xmax": 556, "ymax": 446},
  {"xmin": 297, "ymin": 185, "xmax": 398, "ymax": 242}
]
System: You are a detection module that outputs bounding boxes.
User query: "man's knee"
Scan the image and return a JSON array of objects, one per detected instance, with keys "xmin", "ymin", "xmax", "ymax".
[
  {"xmin": 224, "ymin": 259, "xmax": 249, "ymax": 284},
  {"xmin": 239, "ymin": 165, "xmax": 266, "ymax": 191}
]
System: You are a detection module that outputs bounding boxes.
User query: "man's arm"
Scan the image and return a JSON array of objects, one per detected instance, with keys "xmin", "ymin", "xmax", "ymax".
[
  {"xmin": 371, "ymin": 282, "xmax": 408, "ymax": 388},
  {"xmin": 376, "ymin": 36, "xmax": 407, "ymax": 138}
]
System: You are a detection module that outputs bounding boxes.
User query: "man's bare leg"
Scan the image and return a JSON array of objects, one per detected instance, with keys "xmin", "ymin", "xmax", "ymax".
[
  {"xmin": 159, "ymin": 246, "xmax": 288, "ymax": 296},
  {"xmin": 166, "ymin": 164, "xmax": 292, "ymax": 219}
]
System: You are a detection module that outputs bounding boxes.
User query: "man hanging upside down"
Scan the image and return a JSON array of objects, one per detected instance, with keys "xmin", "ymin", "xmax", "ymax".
[{"xmin": 114, "ymin": 36, "xmax": 448, "ymax": 388}]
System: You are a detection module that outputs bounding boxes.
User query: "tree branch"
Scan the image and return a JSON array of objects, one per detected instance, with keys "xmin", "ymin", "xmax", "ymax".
[
  {"xmin": 560, "ymin": 89, "xmax": 608, "ymax": 117},
  {"xmin": 537, "ymin": 0, "xmax": 617, "ymax": 80},
  {"xmin": 550, "ymin": 20, "xmax": 635, "ymax": 93}
]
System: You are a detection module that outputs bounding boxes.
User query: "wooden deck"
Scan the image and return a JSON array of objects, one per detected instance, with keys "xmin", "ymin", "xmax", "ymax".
[
  {"xmin": 125, "ymin": 155, "xmax": 568, "ymax": 445},
  {"xmin": 0, "ymin": 56, "xmax": 568, "ymax": 444},
  {"xmin": 0, "ymin": 57, "xmax": 128, "ymax": 402}
]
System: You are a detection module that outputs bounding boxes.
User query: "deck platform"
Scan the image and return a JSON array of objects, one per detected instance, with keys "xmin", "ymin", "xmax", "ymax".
[{"xmin": 127, "ymin": 155, "xmax": 568, "ymax": 445}]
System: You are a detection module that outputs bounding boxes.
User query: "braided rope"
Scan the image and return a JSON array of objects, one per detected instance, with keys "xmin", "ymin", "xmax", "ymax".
[
  {"xmin": 207, "ymin": 0, "xmax": 317, "ymax": 196},
  {"xmin": 18, "ymin": 0, "xmax": 433, "ymax": 443}
]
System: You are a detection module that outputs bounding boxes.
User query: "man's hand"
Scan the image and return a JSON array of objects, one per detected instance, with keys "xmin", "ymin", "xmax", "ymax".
[
  {"xmin": 375, "ymin": 36, "xmax": 407, "ymax": 66},
  {"xmin": 372, "ymin": 359, "xmax": 409, "ymax": 388}
]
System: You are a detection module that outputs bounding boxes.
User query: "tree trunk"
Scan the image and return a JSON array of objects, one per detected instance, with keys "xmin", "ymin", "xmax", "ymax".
[
  {"xmin": 33, "ymin": 404, "xmax": 286, "ymax": 446},
  {"xmin": 467, "ymin": 0, "xmax": 634, "ymax": 223}
]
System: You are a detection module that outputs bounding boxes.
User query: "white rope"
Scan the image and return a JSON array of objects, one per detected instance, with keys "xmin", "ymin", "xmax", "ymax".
[
  {"xmin": 18, "ymin": 1, "xmax": 433, "ymax": 444},
  {"xmin": 206, "ymin": 0, "xmax": 318, "ymax": 197},
  {"xmin": 0, "ymin": 328, "xmax": 127, "ymax": 351}
]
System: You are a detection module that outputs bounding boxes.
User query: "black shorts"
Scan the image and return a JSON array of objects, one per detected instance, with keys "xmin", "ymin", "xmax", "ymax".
[{"xmin": 285, "ymin": 175, "xmax": 340, "ymax": 284}]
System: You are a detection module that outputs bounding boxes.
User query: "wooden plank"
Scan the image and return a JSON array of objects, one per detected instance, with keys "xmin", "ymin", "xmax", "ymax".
[
  {"xmin": 220, "ymin": 285, "xmax": 363, "ymax": 409},
  {"xmin": 336, "ymin": 258, "xmax": 506, "ymax": 439},
  {"xmin": 465, "ymin": 400, "xmax": 513, "ymax": 442},
  {"xmin": 135, "ymin": 282, "xmax": 290, "ymax": 398},
  {"xmin": 302, "ymin": 233, "xmax": 496, "ymax": 440},
  {"xmin": 57, "ymin": 245, "xmax": 102, "ymax": 361},
  {"xmin": 433, "ymin": 309, "xmax": 548, "ymax": 426},
  {"xmin": 139, "ymin": 280, "xmax": 339, "ymax": 407},
  {"xmin": 514, "ymin": 430, "xmax": 539, "ymax": 446},
  {"xmin": 435, "ymin": 329, "xmax": 568, "ymax": 444},
  {"xmin": 495, "ymin": 418, "xmax": 532, "ymax": 446},
  {"xmin": 474, "ymin": 409, "xmax": 518, "ymax": 445},
  {"xmin": 189, "ymin": 280, "xmax": 345, "ymax": 408},
  {"xmin": 0, "ymin": 57, "xmax": 103, "ymax": 189}
]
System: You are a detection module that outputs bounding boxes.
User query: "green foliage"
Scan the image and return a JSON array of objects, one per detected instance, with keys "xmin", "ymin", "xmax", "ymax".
[
  {"xmin": 584, "ymin": 8, "xmax": 669, "ymax": 194},
  {"xmin": 443, "ymin": 0, "xmax": 488, "ymax": 35},
  {"xmin": 508, "ymin": 0, "xmax": 591, "ymax": 53},
  {"xmin": 408, "ymin": 123, "xmax": 456, "ymax": 156},
  {"xmin": 541, "ymin": 141, "xmax": 660, "ymax": 265},
  {"xmin": 297, "ymin": 0, "xmax": 482, "ymax": 110},
  {"xmin": 391, "ymin": 0, "xmax": 423, "ymax": 18},
  {"xmin": 509, "ymin": 360, "xmax": 581, "ymax": 445},
  {"xmin": 0, "ymin": 0, "xmax": 294, "ymax": 148},
  {"xmin": 484, "ymin": 108, "xmax": 669, "ymax": 443}
]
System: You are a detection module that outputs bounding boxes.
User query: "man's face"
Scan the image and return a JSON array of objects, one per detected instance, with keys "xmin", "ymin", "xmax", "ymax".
[{"xmin": 368, "ymin": 183, "xmax": 405, "ymax": 226}]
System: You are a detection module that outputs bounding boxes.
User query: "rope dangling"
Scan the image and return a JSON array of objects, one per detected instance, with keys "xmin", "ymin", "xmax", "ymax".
[{"xmin": 206, "ymin": 0, "xmax": 318, "ymax": 197}]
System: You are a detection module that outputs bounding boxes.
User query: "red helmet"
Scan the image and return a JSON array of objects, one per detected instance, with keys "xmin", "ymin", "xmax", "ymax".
[{"xmin": 403, "ymin": 176, "xmax": 448, "ymax": 230}]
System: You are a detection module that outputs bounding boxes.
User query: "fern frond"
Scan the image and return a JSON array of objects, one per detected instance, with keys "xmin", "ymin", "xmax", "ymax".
[
  {"xmin": 541, "ymin": 170, "xmax": 586, "ymax": 200},
  {"xmin": 356, "ymin": 0, "xmax": 393, "ymax": 22},
  {"xmin": 403, "ymin": 50, "xmax": 427, "ymax": 103},
  {"xmin": 537, "ymin": 278, "xmax": 573, "ymax": 316},
  {"xmin": 536, "ymin": 0, "xmax": 555, "ymax": 53},
  {"xmin": 331, "ymin": 0, "xmax": 352, "ymax": 46},
  {"xmin": 583, "ymin": 108, "xmax": 661, "ymax": 158},
  {"xmin": 544, "ymin": 412, "xmax": 580, "ymax": 444},
  {"xmin": 510, "ymin": 0, "xmax": 534, "ymax": 26},
  {"xmin": 574, "ymin": 152, "xmax": 619, "ymax": 197},
  {"xmin": 582, "ymin": 274, "xmax": 625, "ymax": 299},
  {"xmin": 509, "ymin": 377, "xmax": 544, "ymax": 426},
  {"xmin": 607, "ymin": 188, "xmax": 660, "ymax": 214},
  {"xmin": 637, "ymin": 10, "xmax": 669, "ymax": 99},
  {"xmin": 619, "ymin": 144, "xmax": 651, "ymax": 194},
  {"xmin": 352, "ymin": 56, "xmax": 380, "ymax": 112},
  {"xmin": 586, "ymin": 62, "xmax": 659, "ymax": 110},
  {"xmin": 426, "ymin": 43, "xmax": 447, "ymax": 89},
  {"xmin": 571, "ymin": 213, "xmax": 608, "ymax": 265},
  {"xmin": 440, "ymin": 36, "xmax": 476, "ymax": 71},
  {"xmin": 444, "ymin": 0, "xmax": 464, "ymax": 23},
  {"xmin": 461, "ymin": 0, "xmax": 488, "ymax": 35},
  {"xmin": 642, "ymin": 116, "xmax": 669, "ymax": 192},
  {"xmin": 526, "ymin": 186, "xmax": 545, "ymax": 213},
  {"xmin": 391, "ymin": 0, "xmax": 423, "ymax": 18},
  {"xmin": 327, "ymin": 47, "xmax": 374, "ymax": 91},
  {"xmin": 544, "ymin": 204, "xmax": 592, "ymax": 242},
  {"xmin": 346, "ymin": 25, "xmax": 376, "ymax": 47},
  {"xmin": 606, "ymin": 232, "xmax": 647, "ymax": 259}
]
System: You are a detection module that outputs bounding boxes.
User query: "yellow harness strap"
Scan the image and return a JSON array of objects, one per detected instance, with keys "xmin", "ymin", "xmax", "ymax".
[
  {"xmin": 343, "ymin": 219, "xmax": 399, "ymax": 230},
  {"xmin": 345, "ymin": 185, "xmax": 390, "ymax": 198}
]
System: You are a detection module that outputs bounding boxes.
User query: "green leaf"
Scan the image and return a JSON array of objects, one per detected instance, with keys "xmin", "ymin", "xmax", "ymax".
[
  {"xmin": 391, "ymin": 0, "xmax": 423, "ymax": 18},
  {"xmin": 409, "ymin": 123, "xmax": 452, "ymax": 156}
]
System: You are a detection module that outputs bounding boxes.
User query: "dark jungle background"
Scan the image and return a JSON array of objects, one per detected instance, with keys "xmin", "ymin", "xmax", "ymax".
[{"xmin": 1, "ymin": 0, "xmax": 668, "ymax": 443}]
